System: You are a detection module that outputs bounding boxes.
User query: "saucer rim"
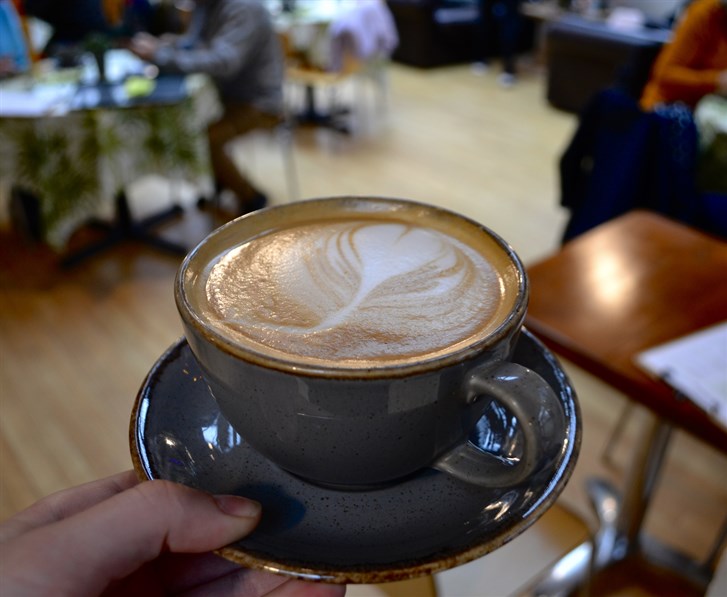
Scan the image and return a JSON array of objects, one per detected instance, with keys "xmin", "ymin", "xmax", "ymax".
[{"xmin": 129, "ymin": 331, "xmax": 581, "ymax": 584}]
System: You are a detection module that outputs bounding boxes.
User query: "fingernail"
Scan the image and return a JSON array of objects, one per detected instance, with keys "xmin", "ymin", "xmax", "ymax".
[{"xmin": 213, "ymin": 494, "xmax": 262, "ymax": 518}]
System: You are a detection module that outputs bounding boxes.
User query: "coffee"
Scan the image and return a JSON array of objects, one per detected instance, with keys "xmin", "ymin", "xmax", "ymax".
[{"xmin": 184, "ymin": 198, "xmax": 521, "ymax": 370}]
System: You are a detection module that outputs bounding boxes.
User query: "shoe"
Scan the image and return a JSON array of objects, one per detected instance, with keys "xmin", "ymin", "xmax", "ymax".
[
  {"xmin": 470, "ymin": 62, "xmax": 489, "ymax": 76},
  {"xmin": 239, "ymin": 192, "xmax": 268, "ymax": 215},
  {"xmin": 498, "ymin": 73, "xmax": 516, "ymax": 88},
  {"xmin": 198, "ymin": 178, "xmax": 227, "ymax": 210}
]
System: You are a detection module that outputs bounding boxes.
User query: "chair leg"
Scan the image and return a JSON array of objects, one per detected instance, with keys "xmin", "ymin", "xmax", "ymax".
[
  {"xmin": 277, "ymin": 122, "xmax": 299, "ymax": 202},
  {"xmin": 356, "ymin": 60, "xmax": 390, "ymax": 119},
  {"xmin": 602, "ymin": 402, "xmax": 634, "ymax": 467},
  {"xmin": 372, "ymin": 62, "xmax": 390, "ymax": 115}
]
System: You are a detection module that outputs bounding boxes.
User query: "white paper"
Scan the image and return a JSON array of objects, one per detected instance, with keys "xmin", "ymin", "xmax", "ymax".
[
  {"xmin": 635, "ymin": 321, "xmax": 727, "ymax": 431},
  {"xmin": 0, "ymin": 84, "xmax": 77, "ymax": 117}
]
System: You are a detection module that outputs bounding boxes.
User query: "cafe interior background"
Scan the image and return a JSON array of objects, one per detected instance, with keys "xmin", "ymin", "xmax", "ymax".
[{"xmin": 0, "ymin": 0, "xmax": 725, "ymax": 595}]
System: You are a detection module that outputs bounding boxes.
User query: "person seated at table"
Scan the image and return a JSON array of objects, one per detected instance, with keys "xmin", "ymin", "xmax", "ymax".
[
  {"xmin": 640, "ymin": 0, "xmax": 727, "ymax": 111},
  {"xmin": 130, "ymin": 0, "xmax": 283, "ymax": 214},
  {"xmin": 473, "ymin": 0, "xmax": 524, "ymax": 87},
  {"xmin": 641, "ymin": 0, "xmax": 727, "ymax": 211}
]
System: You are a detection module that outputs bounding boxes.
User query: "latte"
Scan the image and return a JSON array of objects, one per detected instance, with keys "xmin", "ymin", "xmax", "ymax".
[{"xmin": 181, "ymin": 198, "xmax": 523, "ymax": 369}]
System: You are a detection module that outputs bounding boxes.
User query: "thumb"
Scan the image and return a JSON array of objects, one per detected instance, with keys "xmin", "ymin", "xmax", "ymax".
[{"xmin": 2, "ymin": 480, "xmax": 261, "ymax": 596}]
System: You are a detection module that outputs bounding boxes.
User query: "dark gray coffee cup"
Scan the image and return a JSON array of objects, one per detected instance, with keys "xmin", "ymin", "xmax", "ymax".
[{"xmin": 176, "ymin": 197, "xmax": 567, "ymax": 488}]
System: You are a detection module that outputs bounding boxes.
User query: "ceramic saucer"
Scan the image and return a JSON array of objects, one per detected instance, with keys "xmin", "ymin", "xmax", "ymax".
[{"xmin": 130, "ymin": 329, "xmax": 580, "ymax": 584}]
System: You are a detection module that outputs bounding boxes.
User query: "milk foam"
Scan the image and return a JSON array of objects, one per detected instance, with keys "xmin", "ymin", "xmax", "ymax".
[{"xmin": 204, "ymin": 220, "xmax": 503, "ymax": 364}]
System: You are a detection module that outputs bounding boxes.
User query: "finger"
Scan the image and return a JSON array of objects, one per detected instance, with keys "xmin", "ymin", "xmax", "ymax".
[
  {"xmin": 1, "ymin": 480, "xmax": 261, "ymax": 597},
  {"xmin": 265, "ymin": 578, "xmax": 346, "ymax": 597},
  {"xmin": 0, "ymin": 471, "xmax": 139, "ymax": 543},
  {"xmin": 178, "ymin": 566, "xmax": 289, "ymax": 597},
  {"xmin": 178, "ymin": 566, "xmax": 346, "ymax": 597},
  {"xmin": 158, "ymin": 551, "xmax": 245, "ymax": 593}
]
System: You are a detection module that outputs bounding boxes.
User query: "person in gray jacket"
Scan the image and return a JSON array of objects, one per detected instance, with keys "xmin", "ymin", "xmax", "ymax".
[{"xmin": 130, "ymin": 0, "xmax": 283, "ymax": 213}]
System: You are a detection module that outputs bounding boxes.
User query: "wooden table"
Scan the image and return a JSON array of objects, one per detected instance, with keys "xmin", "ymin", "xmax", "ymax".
[{"xmin": 520, "ymin": 210, "xmax": 727, "ymax": 596}]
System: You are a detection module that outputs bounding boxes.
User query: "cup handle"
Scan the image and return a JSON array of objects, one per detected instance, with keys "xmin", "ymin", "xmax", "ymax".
[{"xmin": 432, "ymin": 362, "xmax": 563, "ymax": 487}]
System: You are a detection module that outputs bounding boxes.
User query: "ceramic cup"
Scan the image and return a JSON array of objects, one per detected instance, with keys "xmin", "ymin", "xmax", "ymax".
[{"xmin": 175, "ymin": 196, "xmax": 566, "ymax": 488}]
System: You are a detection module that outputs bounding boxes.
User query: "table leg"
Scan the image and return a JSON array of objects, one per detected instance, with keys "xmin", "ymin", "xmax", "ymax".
[
  {"xmin": 519, "ymin": 414, "xmax": 712, "ymax": 596},
  {"xmin": 61, "ymin": 190, "xmax": 188, "ymax": 268},
  {"xmin": 293, "ymin": 85, "xmax": 351, "ymax": 134}
]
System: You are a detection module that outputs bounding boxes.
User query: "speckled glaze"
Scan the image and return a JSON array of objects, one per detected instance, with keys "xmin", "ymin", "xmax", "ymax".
[
  {"xmin": 175, "ymin": 197, "xmax": 564, "ymax": 488},
  {"xmin": 129, "ymin": 329, "xmax": 581, "ymax": 584}
]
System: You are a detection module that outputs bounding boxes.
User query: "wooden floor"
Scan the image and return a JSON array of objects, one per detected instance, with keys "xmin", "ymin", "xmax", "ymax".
[{"xmin": 1, "ymin": 62, "xmax": 725, "ymax": 596}]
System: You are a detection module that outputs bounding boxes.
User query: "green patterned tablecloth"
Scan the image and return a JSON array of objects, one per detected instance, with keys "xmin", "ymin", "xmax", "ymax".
[{"xmin": 0, "ymin": 74, "xmax": 218, "ymax": 248}]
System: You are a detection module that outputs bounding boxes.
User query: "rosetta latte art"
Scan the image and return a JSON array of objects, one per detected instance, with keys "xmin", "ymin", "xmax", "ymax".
[{"xmin": 205, "ymin": 220, "xmax": 503, "ymax": 364}]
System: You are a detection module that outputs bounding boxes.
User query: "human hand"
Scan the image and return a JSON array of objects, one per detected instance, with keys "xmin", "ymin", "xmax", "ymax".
[
  {"xmin": 0, "ymin": 471, "xmax": 346, "ymax": 597},
  {"xmin": 129, "ymin": 32, "xmax": 162, "ymax": 61},
  {"xmin": 159, "ymin": 33, "xmax": 179, "ymax": 44}
]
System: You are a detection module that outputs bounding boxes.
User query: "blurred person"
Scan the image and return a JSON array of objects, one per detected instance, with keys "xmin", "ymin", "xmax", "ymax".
[
  {"xmin": 0, "ymin": 470, "xmax": 346, "ymax": 597},
  {"xmin": 640, "ymin": 0, "xmax": 727, "ymax": 110},
  {"xmin": 641, "ymin": 0, "xmax": 727, "ymax": 215},
  {"xmin": 129, "ymin": 0, "xmax": 283, "ymax": 214},
  {"xmin": 473, "ymin": 0, "xmax": 523, "ymax": 87},
  {"xmin": 0, "ymin": 0, "xmax": 30, "ymax": 76}
]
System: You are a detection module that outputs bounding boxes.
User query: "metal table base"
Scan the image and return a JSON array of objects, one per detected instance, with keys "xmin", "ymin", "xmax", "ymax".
[{"xmin": 520, "ymin": 416, "xmax": 714, "ymax": 597}]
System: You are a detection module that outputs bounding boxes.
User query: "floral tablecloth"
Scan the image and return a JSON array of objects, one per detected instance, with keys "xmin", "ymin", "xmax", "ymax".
[{"xmin": 0, "ymin": 73, "xmax": 219, "ymax": 248}]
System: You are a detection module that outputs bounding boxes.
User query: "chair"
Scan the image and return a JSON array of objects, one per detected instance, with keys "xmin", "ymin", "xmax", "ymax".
[
  {"xmin": 559, "ymin": 87, "xmax": 701, "ymax": 243},
  {"xmin": 231, "ymin": 115, "xmax": 300, "ymax": 203},
  {"xmin": 281, "ymin": 0, "xmax": 399, "ymax": 134},
  {"xmin": 283, "ymin": 41, "xmax": 363, "ymax": 134}
]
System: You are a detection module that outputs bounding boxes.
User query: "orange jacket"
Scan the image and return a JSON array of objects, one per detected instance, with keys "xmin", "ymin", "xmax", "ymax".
[{"xmin": 641, "ymin": 0, "xmax": 727, "ymax": 110}]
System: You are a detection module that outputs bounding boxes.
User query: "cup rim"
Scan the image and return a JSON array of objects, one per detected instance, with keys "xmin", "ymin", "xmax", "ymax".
[{"xmin": 175, "ymin": 196, "xmax": 529, "ymax": 379}]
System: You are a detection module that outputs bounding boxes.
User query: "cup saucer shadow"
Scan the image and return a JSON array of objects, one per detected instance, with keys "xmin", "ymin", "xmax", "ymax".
[{"xmin": 235, "ymin": 484, "xmax": 307, "ymax": 533}]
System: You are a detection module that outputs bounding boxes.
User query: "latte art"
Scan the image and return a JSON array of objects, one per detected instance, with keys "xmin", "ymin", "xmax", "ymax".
[{"xmin": 204, "ymin": 219, "xmax": 504, "ymax": 365}]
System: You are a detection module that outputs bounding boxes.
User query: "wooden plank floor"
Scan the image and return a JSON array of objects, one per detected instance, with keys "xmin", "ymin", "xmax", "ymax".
[{"xmin": 1, "ymin": 62, "xmax": 725, "ymax": 596}]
